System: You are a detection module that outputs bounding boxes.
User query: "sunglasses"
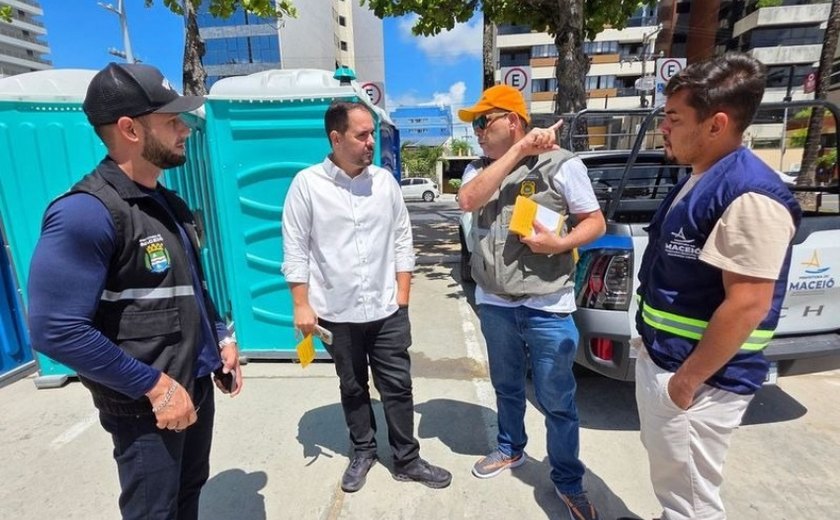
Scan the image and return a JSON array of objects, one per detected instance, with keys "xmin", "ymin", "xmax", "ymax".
[{"xmin": 472, "ymin": 112, "xmax": 510, "ymax": 131}]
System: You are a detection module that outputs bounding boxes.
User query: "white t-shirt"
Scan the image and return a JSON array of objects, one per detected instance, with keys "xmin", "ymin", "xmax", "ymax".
[{"xmin": 462, "ymin": 155, "xmax": 600, "ymax": 312}]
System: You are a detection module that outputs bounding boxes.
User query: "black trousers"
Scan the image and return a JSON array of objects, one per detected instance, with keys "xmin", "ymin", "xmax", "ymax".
[
  {"xmin": 319, "ymin": 307, "xmax": 420, "ymax": 466},
  {"xmin": 98, "ymin": 376, "xmax": 215, "ymax": 520}
]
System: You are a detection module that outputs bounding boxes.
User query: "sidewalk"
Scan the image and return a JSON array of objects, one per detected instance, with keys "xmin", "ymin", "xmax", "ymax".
[{"xmin": 2, "ymin": 263, "xmax": 839, "ymax": 519}]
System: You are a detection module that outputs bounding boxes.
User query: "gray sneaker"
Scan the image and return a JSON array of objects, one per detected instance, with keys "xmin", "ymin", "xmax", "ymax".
[
  {"xmin": 556, "ymin": 488, "xmax": 599, "ymax": 520},
  {"xmin": 471, "ymin": 448, "xmax": 526, "ymax": 479}
]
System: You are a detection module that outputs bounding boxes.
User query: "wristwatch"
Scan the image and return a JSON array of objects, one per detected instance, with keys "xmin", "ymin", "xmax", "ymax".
[{"xmin": 218, "ymin": 336, "xmax": 236, "ymax": 349}]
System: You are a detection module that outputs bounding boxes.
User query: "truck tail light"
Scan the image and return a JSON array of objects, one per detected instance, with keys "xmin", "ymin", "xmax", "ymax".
[
  {"xmin": 576, "ymin": 250, "xmax": 632, "ymax": 310},
  {"xmin": 590, "ymin": 338, "xmax": 614, "ymax": 361}
]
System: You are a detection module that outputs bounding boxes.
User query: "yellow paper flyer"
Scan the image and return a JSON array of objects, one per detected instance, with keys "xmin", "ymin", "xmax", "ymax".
[{"xmin": 296, "ymin": 334, "xmax": 315, "ymax": 368}]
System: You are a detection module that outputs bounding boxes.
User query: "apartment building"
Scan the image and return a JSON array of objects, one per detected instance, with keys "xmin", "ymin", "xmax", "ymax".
[
  {"xmin": 0, "ymin": 0, "xmax": 50, "ymax": 78},
  {"xmin": 495, "ymin": 5, "xmax": 660, "ymax": 114},
  {"xmin": 198, "ymin": 0, "xmax": 383, "ymax": 89},
  {"xmin": 659, "ymin": 0, "xmax": 829, "ymax": 104},
  {"xmin": 390, "ymin": 106, "xmax": 453, "ymax": 147}
]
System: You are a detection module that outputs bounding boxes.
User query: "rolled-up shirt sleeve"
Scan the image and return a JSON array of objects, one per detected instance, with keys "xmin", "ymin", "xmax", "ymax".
[
  {"xmin": 281, "ymin": 174, "xmax": 313, "ymax": 283},
  {"xmin": 393, "ymin": 184, "xmax": 415, "ymax": 273}
]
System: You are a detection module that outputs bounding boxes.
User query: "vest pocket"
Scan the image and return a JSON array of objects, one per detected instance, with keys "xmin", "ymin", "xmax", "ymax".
[{"xmin": 114, "ymin": 308, "xmax": 182, "ymax": 340}]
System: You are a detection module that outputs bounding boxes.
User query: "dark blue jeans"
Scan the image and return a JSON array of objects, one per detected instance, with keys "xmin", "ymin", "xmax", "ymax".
[
  {"xmin": 98, "ymin": 376, "xmax": 215, "ymax": 520},
  {"xmin": 319, "ymin": 307, "xmax": 420, "ymax": 466},
  {"xmin": 479, "ymin": 304, "xmax": 585, "ymax": 494}
]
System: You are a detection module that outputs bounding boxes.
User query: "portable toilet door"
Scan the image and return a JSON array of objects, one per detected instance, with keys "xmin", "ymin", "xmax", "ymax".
[
  {"xmin": 162, "ymin": 110, "xmax": 233, "ymax": 322},
  {"xmin": 205, "ymin": 68, "xmax": 385, "ymax": 358},
  {"xmin": 371, "ymin": 104, "xmax": 401, "ymax": 182},
  {"xmin": 0, "ymin": 69, "xmax": 105, "ymax": 388},
  {"xmin": 0, "ymin": 224, "xmax": 32, "ymax": 386}
]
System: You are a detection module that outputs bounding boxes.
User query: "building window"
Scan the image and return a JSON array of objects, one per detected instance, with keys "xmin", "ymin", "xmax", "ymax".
[
  {"xmin": 499, "ymin": 49, "xmax": 531, "ymax": 67},
  {"xmin": 340, "ymin": 41, "xmax": 348, "ymax": 51},
  {"xmin": 339, "ymin": 16, "xmax": 346, "ymax": 26},
  {"xmin": 585, "ymin": 75, "xmax": 616, "ymax": 90},
  {"xmin": 532, "ymin": 78, "xmax": 557, "ymax": 93},
  {"xmin": 583, "ymin": 41, "xmax": 619, "ymax": 55},
  {"xmin": 532, "ymin": 44, "xmax": 558, "ymax": 58}
]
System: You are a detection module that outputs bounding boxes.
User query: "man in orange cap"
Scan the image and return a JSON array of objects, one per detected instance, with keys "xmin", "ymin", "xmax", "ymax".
[{"xmin": 458, "ymin": 85, "xmax": 605, "ymax": 520}]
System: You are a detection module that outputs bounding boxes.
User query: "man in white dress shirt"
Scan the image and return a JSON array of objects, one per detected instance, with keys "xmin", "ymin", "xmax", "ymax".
[{"xmin": 281, "ymin": 100, "xmax": 451, "ymax": 493}]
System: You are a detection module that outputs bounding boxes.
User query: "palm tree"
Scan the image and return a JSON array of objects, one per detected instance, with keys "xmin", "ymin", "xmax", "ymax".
[{"xmin": 796, "ymin": 0, "xmax": 840, "ymax": 199}]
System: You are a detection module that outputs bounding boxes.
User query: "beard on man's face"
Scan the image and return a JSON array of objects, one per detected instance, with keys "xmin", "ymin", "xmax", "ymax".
[{"xmin": 142, "ymin": 134, "xmax": 187, "ymax": 169}]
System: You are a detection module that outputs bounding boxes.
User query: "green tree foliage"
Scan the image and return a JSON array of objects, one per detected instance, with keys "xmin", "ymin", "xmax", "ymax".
[
  {"xmin": 147, "ymin": 0, "xmax": 297, "ymax": 94},
  {"xmin": 0, "ymin": 5, "xmax": 12, "ymax": 23},
  {"xmin": 362, "ymin": 1, "xmax": 656, "ymax": 114},
  {"xmin": 401, "ymin": 145, "xmax": 444, "ymax": 177},
  {"xmin": 449, "ymin": 138, "xmax": 472, "ymax": 156}
]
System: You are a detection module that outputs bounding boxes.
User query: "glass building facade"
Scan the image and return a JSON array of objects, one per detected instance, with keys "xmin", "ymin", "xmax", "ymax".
[{"xmin": 197, "ymin": 5, "xmax": 281, "ymax": 88}]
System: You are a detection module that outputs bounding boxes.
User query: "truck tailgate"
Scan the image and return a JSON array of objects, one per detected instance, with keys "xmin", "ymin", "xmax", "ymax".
[{"xmin": 776, "ymin": 216, "xmax": 840, "ymax": 335}]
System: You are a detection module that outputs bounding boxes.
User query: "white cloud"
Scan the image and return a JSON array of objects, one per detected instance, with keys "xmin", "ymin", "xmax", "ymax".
[
  {"xmin": 421, "ymin": 81, "xmax": 467, "ymax": 108},
  {"xmin": 398, "ymin": 15, "xmax": 482, "ymax": 63}
]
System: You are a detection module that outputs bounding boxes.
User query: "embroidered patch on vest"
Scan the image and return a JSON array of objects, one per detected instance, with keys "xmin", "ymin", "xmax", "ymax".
[
  {"xmin": 140, "ymin": 234, "xmax": 171, "ymax": 273},
  {"xmin": 519, "ymin": 180, "xmax": 536, "ymax": 197}
]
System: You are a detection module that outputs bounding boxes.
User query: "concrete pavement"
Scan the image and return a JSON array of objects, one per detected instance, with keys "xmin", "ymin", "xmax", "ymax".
[{"xmin": 2, "ymin": 261, "xmax": 839, "ymax": 519}]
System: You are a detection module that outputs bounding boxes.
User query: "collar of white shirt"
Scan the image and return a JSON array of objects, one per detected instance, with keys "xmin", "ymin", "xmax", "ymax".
[{"xmin": 323, "ymin": 156, "xmax": 373, "ymax": 183}]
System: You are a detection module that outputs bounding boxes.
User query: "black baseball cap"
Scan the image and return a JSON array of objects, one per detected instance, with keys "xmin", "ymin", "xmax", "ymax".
[{"xmin": 83, "ymin": 62, "xmax": 204, "ymax": 126}]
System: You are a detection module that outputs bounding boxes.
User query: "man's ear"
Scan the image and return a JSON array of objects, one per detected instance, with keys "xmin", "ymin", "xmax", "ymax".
[
  {"xmin": 116, "ymin": 116, "xmax": 139, "ymax": 142},
  {"xmin": 329, "ymin": 129, "xmax": 340, "ymax": 147},
  {"xmin": 709, "ymin": 112, "xmax": 730, "ymax": 139}
]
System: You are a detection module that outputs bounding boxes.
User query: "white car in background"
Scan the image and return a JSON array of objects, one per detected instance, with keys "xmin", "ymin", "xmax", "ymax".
[{"xmin": 400, "ymin": 177, "xmax": 440, "ymax": 202}]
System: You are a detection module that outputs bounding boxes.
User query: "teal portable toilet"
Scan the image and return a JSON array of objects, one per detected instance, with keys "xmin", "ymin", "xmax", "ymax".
[
  {"xmin": 162, "ymin": 111, "xmax": 232, "ymax": 321},
  {"xmin": 0, "ymin": 228, "xmax": 32, "ymax": 385},
  {"xmin": 205, "ymin": 68, "xmax": 388, "ymax": 358},
  {"xmin": 0, "ymin": 69, "xmax": 222, "ymax": 387},
  {"xmin": 0, "ymin": 69, "xmax": 103, "ymax": 387}
]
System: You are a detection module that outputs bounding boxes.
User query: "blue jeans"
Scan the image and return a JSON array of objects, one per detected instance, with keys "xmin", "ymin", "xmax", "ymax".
[
  {"xmin": 98, "ymin": 376, "xmax": 215, "ymax": 520},
  {"xmin": 479, "ymin": 304, "xmax": 585, "ymax": 494}
]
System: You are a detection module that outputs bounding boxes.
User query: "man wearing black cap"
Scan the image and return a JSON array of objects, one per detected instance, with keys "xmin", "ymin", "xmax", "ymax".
[{"xmin": 28, "ymin": 62, "xmax": 242, "ymax": 520}]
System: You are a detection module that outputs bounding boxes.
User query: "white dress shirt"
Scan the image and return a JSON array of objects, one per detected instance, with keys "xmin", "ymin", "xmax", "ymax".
[{"xmin": 281, "ymin": 157, "xmax": 415, "ymax": 323}]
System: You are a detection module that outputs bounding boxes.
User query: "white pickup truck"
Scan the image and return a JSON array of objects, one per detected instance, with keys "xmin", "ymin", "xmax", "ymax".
[{"xmin": 460, "ymin": 104, "xmax": 840, "ymax": 382}]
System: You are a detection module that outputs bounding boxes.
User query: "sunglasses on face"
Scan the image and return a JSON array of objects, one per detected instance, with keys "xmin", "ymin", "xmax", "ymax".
[{"xmin": 472, "ymin": 112, "xmax": 510, "ymax": 131}]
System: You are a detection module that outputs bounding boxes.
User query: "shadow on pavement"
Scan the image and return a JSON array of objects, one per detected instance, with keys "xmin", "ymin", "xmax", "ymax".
[
  {"xmin": 199, "ymin": 468, "xmax": 268, "ymax": 520},
  {"xmin": 415, "ymin": 398, "xmax": 495, "ymax": 456},
  {"xmin": 511, "ymin": 456, "xmax": 642, "ymax": 519}
]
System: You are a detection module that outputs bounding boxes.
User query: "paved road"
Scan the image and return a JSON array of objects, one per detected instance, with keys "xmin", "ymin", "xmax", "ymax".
[{"xmin": 2, "ymin": 199, "xmax": 839, "ymax": 519}]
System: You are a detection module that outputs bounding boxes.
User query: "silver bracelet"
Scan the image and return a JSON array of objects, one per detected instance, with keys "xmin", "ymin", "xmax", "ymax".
[{"xmin": 151, "ymin": 379, "xmax": 178, "ymax": 414}]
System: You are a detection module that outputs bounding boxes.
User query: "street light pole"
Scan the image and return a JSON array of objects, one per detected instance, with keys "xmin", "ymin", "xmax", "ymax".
[
  {"xmin": 639, "ymin": 24, "xmax": 663, "ymax": 108},
  {"xmin": 99, "ymin": 0, "xmax": 135, "ymax": 63},
  {"xmin": 779, "ymin": 64, "xmax": 795, "ymax": 171}
]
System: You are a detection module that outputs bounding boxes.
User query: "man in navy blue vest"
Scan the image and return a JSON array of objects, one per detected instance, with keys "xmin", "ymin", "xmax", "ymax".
[
  {"xmin": 28, "ymin": 63, "xmax": 242, "ymax": 520},
  {"xmin": 633, "ymin": 53, "xmax": 801, "ymax": 519}
]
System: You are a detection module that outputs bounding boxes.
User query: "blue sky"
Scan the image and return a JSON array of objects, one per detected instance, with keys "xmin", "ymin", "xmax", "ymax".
[{"xmin": 39, "ymin": 1, "xmax": 482, "ymax": 130}]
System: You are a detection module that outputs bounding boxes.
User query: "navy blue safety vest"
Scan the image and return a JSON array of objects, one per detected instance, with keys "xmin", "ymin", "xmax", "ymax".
[{"xmin": 636, "ymin": 147, "xmax": 801, "ymax": 394}]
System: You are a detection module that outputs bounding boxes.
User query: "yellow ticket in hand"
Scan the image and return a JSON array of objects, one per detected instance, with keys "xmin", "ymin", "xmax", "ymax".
[{"xmin": 296, "ymin": 334, "xmax": 316, "ymax": 368}]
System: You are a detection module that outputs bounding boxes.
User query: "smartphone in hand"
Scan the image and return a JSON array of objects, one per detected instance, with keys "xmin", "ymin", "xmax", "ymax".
[{"xmin": 214, "ymin": 367, "xmax": 237, "ymax": 393}]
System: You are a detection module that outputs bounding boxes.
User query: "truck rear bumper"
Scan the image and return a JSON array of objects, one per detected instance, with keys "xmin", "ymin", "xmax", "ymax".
[{"xmin": 765, "ymin": 332, "xmax": 840, "ymax": 376}]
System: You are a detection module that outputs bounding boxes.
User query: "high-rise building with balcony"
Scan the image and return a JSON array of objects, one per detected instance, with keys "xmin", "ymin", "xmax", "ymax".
[
  {"xmin": 198, "ymin": 0, "xmax": 383, "ymax": 89},
  {"xmin": 659, "ymin": 0, "xmax": 830, "ymax": 104},
  {"xmin": 0, "ymin": 0, "xmax": 51, "ymax": 78},
  {"xmin": 495, "ymin": 5, "xmax": 660, "ymax": 114}
]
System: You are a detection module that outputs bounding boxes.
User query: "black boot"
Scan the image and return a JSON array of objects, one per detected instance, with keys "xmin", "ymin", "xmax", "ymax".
[
  {"xmin": 341, "ymin": 455, "xmax": 377, "ymax": 492},
  {"xmin": 393, "ymin": 458, "xmax": 452, "ymax": 489}
]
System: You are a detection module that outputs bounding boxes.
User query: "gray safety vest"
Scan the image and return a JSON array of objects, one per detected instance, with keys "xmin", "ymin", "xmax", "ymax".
[{"xmin": 470, "ymin": 149, "xmax": 577, "ymax": 299}]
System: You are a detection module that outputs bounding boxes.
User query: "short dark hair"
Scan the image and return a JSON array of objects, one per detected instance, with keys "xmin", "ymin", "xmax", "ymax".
[
  {"xmin": 664, "ymin": 52, "xmax": 766, "ymax": 132},
  {"xmin": 324, "ymin": 100, "xmax": 371, "ymax": 139}
]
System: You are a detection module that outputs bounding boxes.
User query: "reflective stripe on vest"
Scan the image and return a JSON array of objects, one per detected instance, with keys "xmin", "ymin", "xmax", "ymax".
[
  {"xmin": 640, "ymin": 300, "xmax": 773, "ymax": 351},
  {"xmin": 100, "ymin": 285, "xmax": 196, "ymax": 302}
]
